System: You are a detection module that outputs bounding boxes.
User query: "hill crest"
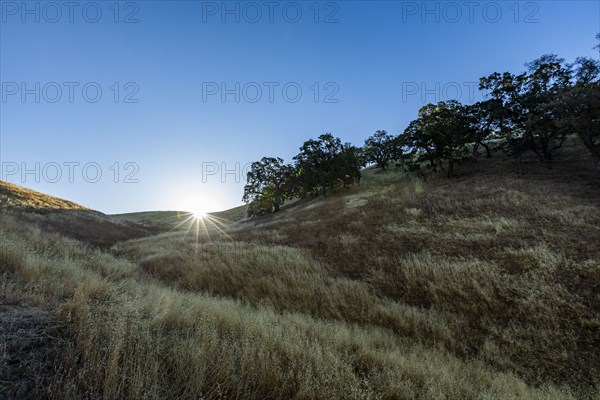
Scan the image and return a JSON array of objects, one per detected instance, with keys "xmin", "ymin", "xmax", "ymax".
[{"xmin": 0, "ymin": 180, "xmax": 90, "ymax": 211}]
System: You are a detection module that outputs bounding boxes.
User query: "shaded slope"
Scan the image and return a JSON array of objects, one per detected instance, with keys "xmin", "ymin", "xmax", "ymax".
[
  {"xmin": 0, "ymin": 181, "xmax": 156, "ymax": 248},
  {"xmin": 216, "ymin": 137, "xmax": 600, "ymax": 390}
]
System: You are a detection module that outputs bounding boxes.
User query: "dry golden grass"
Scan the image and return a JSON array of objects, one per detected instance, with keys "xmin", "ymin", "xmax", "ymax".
[
  {"xmin": 0, "ymin": 181, "xmax": 89, "ymax": 211},
  {"xmin": 1, "ymin": 137, "xmax": 599, "ymax": 399},
  {"xmin": 0, "ymin": 217, "xmax": 580, "ymax": 399}
]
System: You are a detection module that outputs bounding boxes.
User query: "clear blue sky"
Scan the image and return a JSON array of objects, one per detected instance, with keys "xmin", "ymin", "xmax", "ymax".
[{"xmin": 1, "ymin": 0, "xmax": 598, "ymax": 214}]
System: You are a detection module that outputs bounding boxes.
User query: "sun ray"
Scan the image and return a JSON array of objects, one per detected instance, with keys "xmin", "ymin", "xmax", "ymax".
[
  {"xmin": 168, "ymin": 214, "xmax": 196, "ymax": 234},
  {"xmin": 199, "ymin": 214, "xmax": 234, "ymax": 241}
]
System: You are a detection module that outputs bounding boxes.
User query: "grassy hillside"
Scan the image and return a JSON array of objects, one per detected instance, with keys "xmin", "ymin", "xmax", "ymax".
[
  {"xmin": 110, "ymin": 211, "xmax": 200, "ymax": 231},
  {"xmin": 1, "ymin": 138, "xmax": 599, "ymax": 399},
  {"xmin": 0, "ymin": 181, "xmax": 89, "ymax": 211},
  {"xmin": 0, "ymin": 181, "xmax": 159, "ymax": 248},
  {"xmin": 0, "ymin": 181, "xmax": 245, "ymax": 248},
  {"xmin": 109, "ymin": 205, "xmax": 247, "ymax": 232}
]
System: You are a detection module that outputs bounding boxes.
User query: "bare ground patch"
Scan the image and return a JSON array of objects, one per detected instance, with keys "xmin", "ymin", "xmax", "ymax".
[{"xmin": 0, "ymin": 302, "xmax": 65, "ymax": 400}]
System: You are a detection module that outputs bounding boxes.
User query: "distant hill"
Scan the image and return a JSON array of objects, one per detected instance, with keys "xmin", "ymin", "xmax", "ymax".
[
  {"xmin": 0, "ymin": 181, "xmax": 156, "ymax": 248},
  {"xmin": 0, "ymin": 180, "xmax": 248, "ymax": 248},
  {"xmin": 110, "ymin": 211, "xmax": 198, "ymax": 231},
  {"xmin": 110, "ymin": 205, "xmax": 248, "ymax": 232}
]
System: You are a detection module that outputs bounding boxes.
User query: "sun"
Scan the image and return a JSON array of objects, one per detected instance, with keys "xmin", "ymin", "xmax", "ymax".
[
  {"xmin": 174, "ymin": 191, "xmax": 218, "ymax": 222},
  {"xmin": 192, "ymin": 209, "xmax": 207, "ymax": 219}
]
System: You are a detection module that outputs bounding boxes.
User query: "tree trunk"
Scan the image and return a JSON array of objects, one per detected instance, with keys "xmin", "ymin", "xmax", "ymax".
[
  {"xmin": 436, "ymin": 159, "xmax": 444, "ymax": 173},
  {"xmin": 430, "ymin": 159, "xmax": 437, "ymax": 172},
  {"xmin": 273, "ymin": 203, "xmax": 280, "ymax": 212},
  {"xmin": 532, "ymin": 149, "xmax": 544, "ymax": 162},
  {"xmin": 545, "ymin": 156, "xmax": 553, "ymax": 170},
  {"xmin": 482, "ymin": 142, "xmax": 492, "ymax": 158},
  {"xmin": 472, "ymin": 142, "xmax": 480, "ymax": 158},
  {"xmin": 577, "ymin": 132, "xmax": 600, "ymax": 176},
  {"xmin": 516, "ymin": 154, "xmax": 524, "ymax": 175},
  {"xmin": 447, "ymin": 158, "xmax": 454, "ymax": 178}
]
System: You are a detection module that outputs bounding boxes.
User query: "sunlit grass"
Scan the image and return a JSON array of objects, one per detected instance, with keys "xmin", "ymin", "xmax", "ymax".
[{"xmin": 1, "ymin": 140, "xmax": 599, "ymax": 399}]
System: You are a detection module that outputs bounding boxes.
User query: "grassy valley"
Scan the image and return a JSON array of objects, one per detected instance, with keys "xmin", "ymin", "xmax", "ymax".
[{"xmin": 1, "ymin": 138, "xmax": 599, "ymax": 399}]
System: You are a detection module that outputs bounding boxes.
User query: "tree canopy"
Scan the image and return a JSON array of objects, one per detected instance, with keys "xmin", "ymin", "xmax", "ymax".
[{"xmin": 242, "ymin": 38, "xmax": 600, "ymax": 217}]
